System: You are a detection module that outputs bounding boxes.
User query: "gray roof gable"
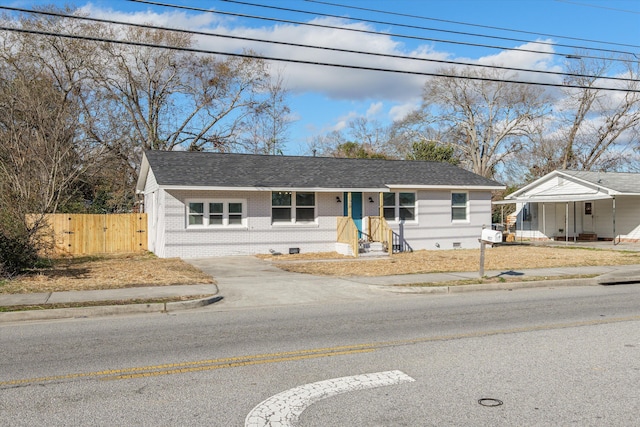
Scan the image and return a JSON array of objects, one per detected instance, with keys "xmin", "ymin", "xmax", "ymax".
[{"xmin": 141, "ymin": 151, "xmax": 503, "ymax": 190}]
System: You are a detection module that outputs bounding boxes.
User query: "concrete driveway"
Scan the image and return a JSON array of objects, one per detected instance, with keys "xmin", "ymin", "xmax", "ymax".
[
  {"xmin": 186, "ymin": 254, "xmax": 640, "ymax": 310},
  {"xmin": 185, "ymin": 256, "xmax": 389, "ymax": 308}
]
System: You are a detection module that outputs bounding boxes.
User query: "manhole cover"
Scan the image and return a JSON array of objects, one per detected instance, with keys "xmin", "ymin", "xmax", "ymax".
[{"xmin": 478, "ymin": 398, "xmax": 503, "ymax": 407}]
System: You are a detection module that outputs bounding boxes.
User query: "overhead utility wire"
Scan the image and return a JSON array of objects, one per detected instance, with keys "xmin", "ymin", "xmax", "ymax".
[
  {"xmin": 556, "ymin": 0, "xmax": 640, "ymax": 15},
  {"xmin": 2, "ymin": 6, "xmax": 634, "ymax": 84},
  {"xmin": 1, "ymin": 25, "xmax": 637, "ymax": 94},
  {"xmin": 220, "ymin": 0, "xmax": 637, "ymax": 57},
  {"xmin": 305, "ymin": 0, "xmax": 640, "ymax": 50},
  {"xmin": 128, "ymin": 0, "xmax": 636, "ymax": 64}
]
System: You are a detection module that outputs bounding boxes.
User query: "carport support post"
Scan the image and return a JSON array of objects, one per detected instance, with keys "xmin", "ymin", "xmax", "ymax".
[
  {"xmin": 613, "ymin": 196, "xmax": 617, "ymax": 245},
  {"xmin": 573, "ymin": 202, "xmax": 577, "ymax": 243},
  {"xmin": 565, "ymin": 202, "xmax": 569, "ymax": 245}
]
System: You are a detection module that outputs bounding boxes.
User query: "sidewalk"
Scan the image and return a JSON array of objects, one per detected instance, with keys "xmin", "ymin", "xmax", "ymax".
[
  {"xmin": 0, "ymin": 284, "xmax": 220, "ymax": 323},
  {"xmin": 2, "ymin": 260, "xmax": 640, "ymax": 323}
]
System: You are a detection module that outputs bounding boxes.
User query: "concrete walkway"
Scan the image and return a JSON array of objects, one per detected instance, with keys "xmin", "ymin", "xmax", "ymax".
[{"xmin": 2, "ymin": 255, "xmax": 640, "ymax": 322}]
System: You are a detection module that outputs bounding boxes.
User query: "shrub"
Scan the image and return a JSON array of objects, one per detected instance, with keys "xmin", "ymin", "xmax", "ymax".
[{"xmin": 0, "ymin": 231, "xmax": 39, "ymax": 278}]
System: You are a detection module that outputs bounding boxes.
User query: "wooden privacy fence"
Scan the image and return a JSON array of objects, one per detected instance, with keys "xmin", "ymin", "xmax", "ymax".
[{"xmin": 34, "ymin": 214, "xmax": 147, "ymax": 255}]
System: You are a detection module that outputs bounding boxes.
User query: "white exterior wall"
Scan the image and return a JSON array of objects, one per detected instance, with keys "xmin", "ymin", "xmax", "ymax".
[
  {"xmin": 142, "ymin": 170, "xmax": 167, "ymax": 257},
  {"xmin": 612, "ymin": 196, "xmax": 640, "ymax": 241},
  {"xmin": 145, "ymin": 185, "xmax": 496, "ymax": 258},
  {"xmin": 160, "ymin": 190, "xmax": 343, "ymax": 258},
  {"xmin": 514, "ymin": 197, "xmax": 640, "ymax": 241},
  {"xmin": 383, "ymin": 190, "xmax": 492, "ymax": 251},
  {"xmin": 512, "ymin": 203, "xmax": 550, "ymax": 240}
]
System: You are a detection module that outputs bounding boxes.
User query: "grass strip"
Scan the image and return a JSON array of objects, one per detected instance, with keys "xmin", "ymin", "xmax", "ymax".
[{"xmin": 0, "ymin": 295, "xmax": 212, "ymax": 312}]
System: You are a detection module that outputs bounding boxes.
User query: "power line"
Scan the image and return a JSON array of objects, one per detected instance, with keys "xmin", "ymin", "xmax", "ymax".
[
  {"xmin": 219, "ymin": 0, "xmax": 638, "ymax": 56},
  {"xmin": 128, "ymin": 0, "xmax": 638, "ymax": 64},
  {"xmin": 555, "ymin": 0, "xmax": 640, "ymax": 15},
  {"xmin": 1, "ymin": 5, "xmax": 635, "ymax": 84},
  {"xmin": 1, "ymin": 25, "xmax": 637, "ymax": 94},
  {"xmin": 306, "ymin": 0, "xmax": 640, "ymax": 50}
]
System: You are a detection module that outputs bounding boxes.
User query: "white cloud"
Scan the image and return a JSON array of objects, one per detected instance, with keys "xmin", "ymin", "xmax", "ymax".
[
  {"xmin": 80, "ymin": 4, "xmax": 220, "ymax": 29},
  {"xmin": 389, "ymin": 100, "xmax": 420, "ymax": 122},
  {"xmin": 366, "ymin": 102, "xmax": 383, "ymax": 117},
  {"xmin": 76, "ymin": 6, "xmax": 456, "ymax": 104}
]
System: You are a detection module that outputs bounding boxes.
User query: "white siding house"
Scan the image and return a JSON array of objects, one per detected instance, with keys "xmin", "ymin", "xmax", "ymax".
[
  {"xmin": 136, "ymin": 151, "xmax": 504, "ymax": 258},
  {"xmin": 499, "ymin": 170, "xmax": 640, "ymax": 243}
]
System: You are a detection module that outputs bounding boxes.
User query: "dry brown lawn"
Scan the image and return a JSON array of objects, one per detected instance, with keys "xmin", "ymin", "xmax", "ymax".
[
  {"xmin": 3, "ymin": 246, "xmax": 640, "ymax": 295},
  {"xmin": 1, "ymin": 252, "xmax": 214, "ymax": 294},
  {"xmin": 270, "ymin": 246, "xmax": 640, "ymax": 277}
]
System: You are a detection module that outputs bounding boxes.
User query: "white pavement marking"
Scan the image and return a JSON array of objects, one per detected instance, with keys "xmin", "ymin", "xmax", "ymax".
[{"xmin": 245, "ymin": 370, "xmax": 415, "ymax": 427}]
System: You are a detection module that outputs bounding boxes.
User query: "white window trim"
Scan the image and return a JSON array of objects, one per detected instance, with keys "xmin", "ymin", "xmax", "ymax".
[
  {"xmin": 271, "ymin": 191, "xmax": 317, "ymax": 225},
  {"xmin": 383, "ymin": 192, "xmax": 417, "ymax": 223},
  {"xmin": 186, "ymin": 199, "xmax": 247, "ymax": 228},
  {"xmin": 451, "ymin": 191, "xmax": 469, "ymax": 223}
]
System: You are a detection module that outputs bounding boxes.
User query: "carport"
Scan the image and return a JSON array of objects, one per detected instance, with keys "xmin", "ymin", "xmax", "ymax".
[{"xmin": 494, "ymin": 194, "xmax": 615, "ymax": 244}]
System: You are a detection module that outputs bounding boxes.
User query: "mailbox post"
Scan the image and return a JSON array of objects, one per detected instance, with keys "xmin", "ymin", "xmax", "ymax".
[{"xmin": 479, "ymin": 227, "xmax": 503, "ymax": 278}]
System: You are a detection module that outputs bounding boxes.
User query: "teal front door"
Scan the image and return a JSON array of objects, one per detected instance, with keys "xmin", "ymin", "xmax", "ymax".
[{"xmin": 344, "ymin": 192, "xmax": 363, "ymax": 237}]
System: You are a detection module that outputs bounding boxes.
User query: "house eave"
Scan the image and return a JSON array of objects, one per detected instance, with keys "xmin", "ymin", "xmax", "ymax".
[
  {"xmin": 158, "ymin": 185, "xmax": 391, "ymax": 192},
  {"xmin": 496, "ymin": 193, "xmax": 613, "ymax": 204},
  {"xmin": 135, "ymin": 153, "xmax": 150, "ymax": 193},
  {"xmin": 387, "ymin": 184, "xmax": 505, "ymax": 190},
  {"xmin": 155, "ymin": 184, "xmax": 505, "ymax": 192}
]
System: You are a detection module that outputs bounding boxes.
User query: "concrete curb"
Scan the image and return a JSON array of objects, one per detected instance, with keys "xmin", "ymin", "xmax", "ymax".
[
  {"xmin": 0, "ymin": 295, "xmax": 223, "ymax": 324},
  {"xmin": 375, "ymin": 277, "xmax": 598, "ymax": 294},
  {"xmin": 165, "ymin": 295, "xmax": 223, "ymax": 311}
]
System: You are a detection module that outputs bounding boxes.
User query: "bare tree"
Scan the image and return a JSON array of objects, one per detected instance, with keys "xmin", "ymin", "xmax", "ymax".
[
  {"xmin": 239, "ymin": 74, "xmax": 293, "ymax": 154},
  {"xmin": 307, "ymin": 117, "xmax": 393, "ymax": 158},
  {"xmin": 90, "ymin": 25, "xmax": 279, "ymax": 153},
  {"xmin": 403, "ymin": 67, "xmax": 552, "ymax": 178},
  {"xmin": 0, "ymin": 67, "xmax": 90, "ymax": 234},
  {"xmin": 2, "ymin": 6, "xmax": 291, "ymax": 211},
  {"xmin": 556, "ymin": 54, "xmax": 640, "ymax": 171}
]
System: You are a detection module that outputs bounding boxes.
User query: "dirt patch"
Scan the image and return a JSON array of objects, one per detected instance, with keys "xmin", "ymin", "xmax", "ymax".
[
  {"xmin": 273, "ymin": 246, "xmax": 640, "ymax": 276},
  {"xmin": 1, "ymin": 253, "xmax": 214, "ymax": 294}
]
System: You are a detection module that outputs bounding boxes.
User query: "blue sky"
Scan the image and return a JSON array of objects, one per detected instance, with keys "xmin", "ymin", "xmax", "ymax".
[{"xmin": 12, "ymin": 0, "xmax": 640, "ymax": 154}]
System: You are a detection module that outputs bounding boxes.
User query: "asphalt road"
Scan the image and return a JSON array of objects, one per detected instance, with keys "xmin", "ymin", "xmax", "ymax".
[{"xmin": 1, "ymin": 284, "xmax": 639, "ymax": 426}]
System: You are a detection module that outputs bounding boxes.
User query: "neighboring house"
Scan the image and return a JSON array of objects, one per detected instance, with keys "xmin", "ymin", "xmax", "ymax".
[
  {"xmin": 136, "ymin": 151, "xmax": 504, "ymax": 258},
  {"xmin": 499, "ymin": 170, "xmax": 640, "ymax": 242}
]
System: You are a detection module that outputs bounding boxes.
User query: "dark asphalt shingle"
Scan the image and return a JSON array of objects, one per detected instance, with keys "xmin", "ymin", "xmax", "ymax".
[{"xmin": 144, "ymin": 151, "xmax": 503, "ymax": 189}]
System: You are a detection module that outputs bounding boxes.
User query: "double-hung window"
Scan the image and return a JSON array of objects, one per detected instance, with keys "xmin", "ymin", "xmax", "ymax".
[
  {"xmin": 451, "ymin": 192, "xmax": 468, "ymax": 221},
  {"xmin": 271, "ymin": 191, "xmax": 316, "ymax": 224},
  {"xmin": 187, "ymin": 200, "xmax": 246, "ymax": 227},
  {"xmin": 383, "ymin": 192, "xmax": 416, "ymax": 222}
]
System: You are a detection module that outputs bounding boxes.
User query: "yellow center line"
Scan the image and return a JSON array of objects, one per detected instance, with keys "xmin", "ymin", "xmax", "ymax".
[
  {"xmin": 0, "ymin": 346, "xmax": 376, "ymax": 387},
  {"xmin": 2, "ymin": 314, "xmax": 639, "ymax": 387},
  {"xmin": 103, "ymin": 349, "xmax": 375, "ymax": 380}
]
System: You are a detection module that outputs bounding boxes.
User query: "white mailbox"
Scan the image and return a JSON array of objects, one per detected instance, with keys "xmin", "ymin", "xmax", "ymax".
[{"xmin": 481, "ymin": 228, "xmax": 503, "ymax": 243}]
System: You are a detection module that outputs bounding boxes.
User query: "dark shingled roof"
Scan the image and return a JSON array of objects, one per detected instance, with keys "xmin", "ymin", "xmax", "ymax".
[{"xmin": 143, "ymin": 150, "xmax": 503, "ymax": 189}]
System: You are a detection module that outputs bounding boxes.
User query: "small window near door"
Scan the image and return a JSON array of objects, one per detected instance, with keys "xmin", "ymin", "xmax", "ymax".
[
  {"xmin": 585, "ymin": 202, "xmax": 592, "ymax": 215},
  {"xmin": 383, "ymin": 192, "xmax": 416, "ymax": 222},
  {"xmin": 383, "ymin": 193, "xmax": 396, "ymax": 221},
  {"xmin": 399, "ymin": 192, "xmax": 416, "ymax": 220}
]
